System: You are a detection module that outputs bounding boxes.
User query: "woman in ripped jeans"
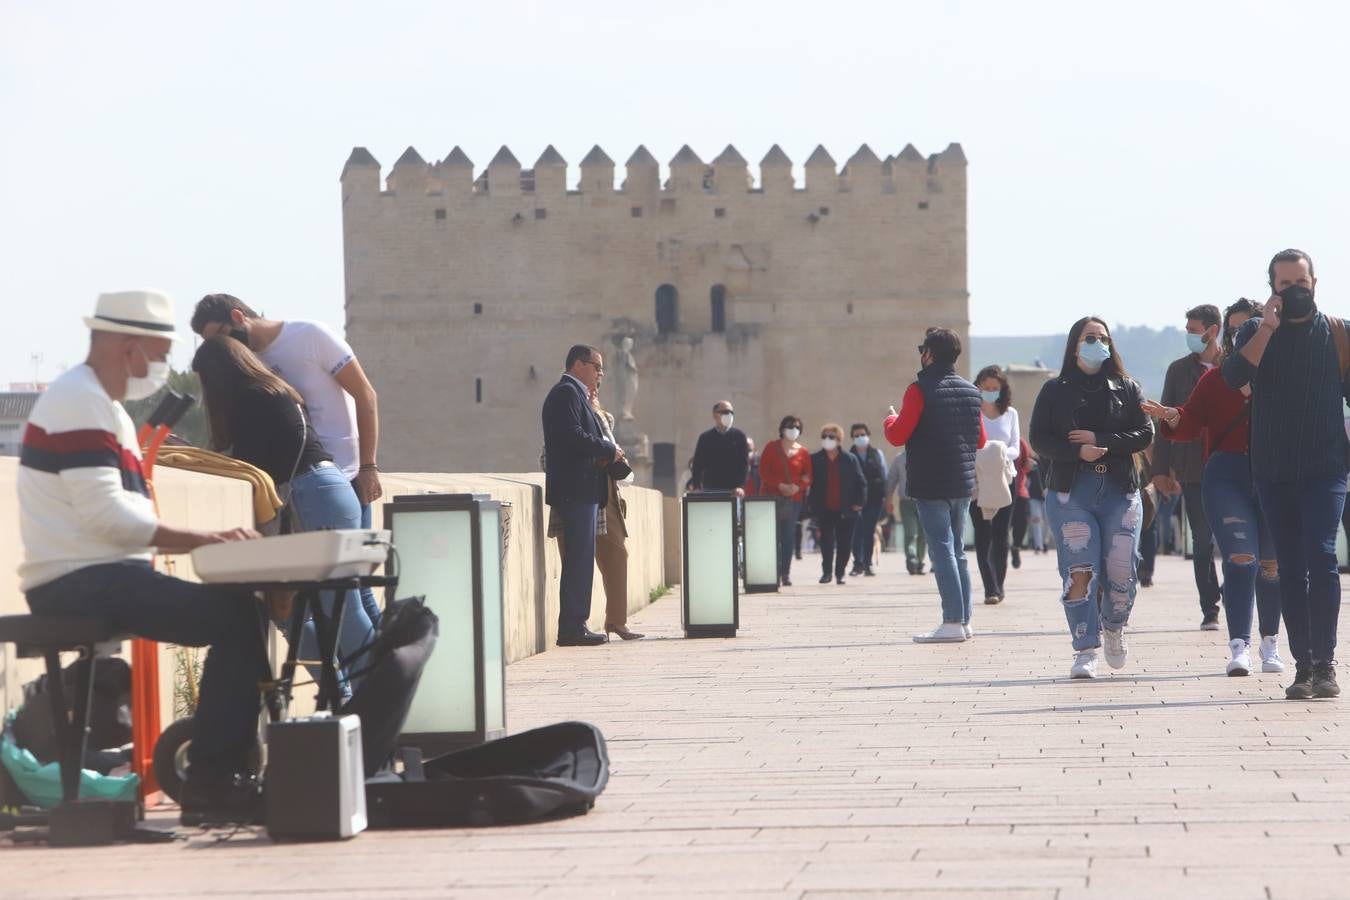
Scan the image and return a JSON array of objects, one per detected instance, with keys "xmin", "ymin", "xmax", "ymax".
[
  {"xmin": 1030, "ymin": 317, "xmax": 1154, "ymax": 679},
  {"xmin": 1143, "ymin": 298, "xmax": 1284, "ymax": 677}
]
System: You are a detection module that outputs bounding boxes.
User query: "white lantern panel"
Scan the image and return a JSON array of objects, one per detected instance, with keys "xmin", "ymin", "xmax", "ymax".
[
  {"xmin": 743, "ymin": 500, "xmax": 778, "ymax": 587},
  {"xmin": 479, "ymin": 506, "xmax": 505, "ymax": 734},
  {"xmin": 686, "ymin": 501, "xmax": 736, "ymax": 625}
]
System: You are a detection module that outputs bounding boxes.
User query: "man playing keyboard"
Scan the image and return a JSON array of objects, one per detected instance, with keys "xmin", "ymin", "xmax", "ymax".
[{"xmin": 17, "ymin": 290, "xmax": 269, "ymax": 825}]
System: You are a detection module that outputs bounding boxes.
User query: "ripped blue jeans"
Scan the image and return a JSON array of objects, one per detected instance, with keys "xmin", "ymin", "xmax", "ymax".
[
  {"xmin": 1045, "ymin": 472, "xmax": 1143, "ymax": 651},
  {"xmin": 1201, "ymin": 451, "xmax": 1280, "ymax": 643}
]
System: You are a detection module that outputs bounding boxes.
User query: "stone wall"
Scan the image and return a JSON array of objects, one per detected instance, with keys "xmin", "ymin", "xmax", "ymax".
[{"xmin": 1, "ymin": 459, "xmax": 666, "ymax": 722}]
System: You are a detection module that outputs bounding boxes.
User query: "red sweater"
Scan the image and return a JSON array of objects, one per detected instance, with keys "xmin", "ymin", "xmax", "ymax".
[
  {"xmin": 884, "ymin": 382, "xmax": 988, "ymax": 449},
  {"xmin": 1161, "ymin": 366, "xmax": 1250, "ymax": 459},
  {"xmin": 758, "ymin": 440, "xmax": 812, "ymax": 499}
]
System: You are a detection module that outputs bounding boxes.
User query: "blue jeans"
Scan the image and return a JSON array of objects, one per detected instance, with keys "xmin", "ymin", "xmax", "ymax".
[
  {"xmin": 1027, "ymin": 499, "xmax": 1047, "ymax": 551},
  {"xmin": 778, "ymin": 499, "xmax": 802, "ymax": 578},
  {"xmin": 915, "ymin": 498, "xmax": 973, "ymax": 625},
  {"xmin": 290, "ymin": 463, "xmax": 377, "ymax": 698},
  {"xmin": 355, "ymin": 492, "xmax": 381, "ymax": 629},
  {"xmin": 1202, "ymin": 452, "xmax": 1281, "ymax": 643},
  {"xmin": 27, "ymin": 561, "xmax": 268, "ymax": 782},
  {"xmin": 1045, "ymin": 473, "xmax": 1143, "ymax": 651},
  {"xmin": 1256, "ymin": 472, "xmax": 1347, "ymax": 666},
  {"xmin": 556, "ymin": 500, "xmax": 599, "ymax": 634},
  {"xmin": 851, "ymin": 502, "xmax": 883, "ymax": 571}
]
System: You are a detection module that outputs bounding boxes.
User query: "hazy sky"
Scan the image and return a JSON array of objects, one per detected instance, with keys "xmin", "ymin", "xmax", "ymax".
[{"xmin": 4, "ymin": 0, "xmax": 1349, "ymax": 385}]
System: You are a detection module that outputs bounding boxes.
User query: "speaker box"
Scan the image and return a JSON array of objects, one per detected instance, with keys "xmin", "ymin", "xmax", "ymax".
[{"xmin": 266, "ymin": 714, "xmax": 367, "ymax": 840}]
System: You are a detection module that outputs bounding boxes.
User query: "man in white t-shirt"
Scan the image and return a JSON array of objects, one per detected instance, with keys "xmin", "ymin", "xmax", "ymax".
[
  {"xmin": 18, "ymin": 290, "xmax": 268, "ymax": 825},
  {"xmin": 191, "ymin": 294, "xmax": 384, "ymax": 625}
]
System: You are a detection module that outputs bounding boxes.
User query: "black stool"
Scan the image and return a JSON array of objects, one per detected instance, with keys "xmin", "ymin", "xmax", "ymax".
[{"xmin": 0, "ymin": 613, "xmax": 142, "ymax": 846}]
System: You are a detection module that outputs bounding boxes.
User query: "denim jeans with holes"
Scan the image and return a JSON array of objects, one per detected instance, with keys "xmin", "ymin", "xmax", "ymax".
[
  {"xmin": 1045, "ymin": 473, "xmax": 1143, "ymax": 651},
  {"xmin": 1201, "ymin": 451, "xmax": 1281, "ymax": 643}
]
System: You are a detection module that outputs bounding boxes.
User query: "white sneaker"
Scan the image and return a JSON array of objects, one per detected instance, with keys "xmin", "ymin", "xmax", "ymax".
[
  {"xmin": 1260, "ymin": 635, "xmax": 1286, "ymax": 673},
  {"xmin": 1226, "ymin": 638, "xmax": 1252, "ymax": 677},
  {"xmin": 913, "ymin": 622, "xmax": 968, "ymax": 643},
  {"xmin": 963, "ymin": 624, "xmax": 974, "ymax": 639},
  {"xmin": 1103, "ymin": 628, "xmax": 1128, "ymax": 669},
  {"xmin": 1070, "ymin": 650, "xmax": 1098, "ymax": 679}
]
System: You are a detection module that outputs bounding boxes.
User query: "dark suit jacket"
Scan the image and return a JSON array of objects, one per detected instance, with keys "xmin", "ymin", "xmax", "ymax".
[
  {"xmin": 807, "ymin": 450, "xmax": 867, "ymax": 518},
  {"xmin": 542, "ymin": 375, "xmax": 615, "ymax": 507}
]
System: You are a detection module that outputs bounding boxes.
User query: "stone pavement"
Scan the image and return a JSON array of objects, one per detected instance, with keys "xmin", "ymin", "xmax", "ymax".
[{"xmin": 6, "ymin": 551, "xmax": 1350, "ymax": 899}]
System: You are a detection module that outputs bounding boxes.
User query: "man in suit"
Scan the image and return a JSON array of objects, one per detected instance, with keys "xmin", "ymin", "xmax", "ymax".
[{"xmin": 543, "ymin": 345, "xmax": 625, "ymax": 646}]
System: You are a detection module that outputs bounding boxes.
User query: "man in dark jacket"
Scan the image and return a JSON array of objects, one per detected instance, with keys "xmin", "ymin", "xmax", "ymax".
[
  {"xmin": 807, "ymin": 424, "xmax": 867, "ymax": 585},
  {"xmin": 849, "ymin": 423, "xmax": 888, "ymax": 577},
  {"xmin": 542, "ymin": 345, "xmax": 624, "ymax": 646},
  {"xmin": 690, "ymin": 400, "xmax": 749, "ymax": 495},
  {"xmin": 1156, "ymin": 303, "xmax": 1224, "ymax": 629},
  {"xmin": 1223, "ymin": 249, "xmax": 1349, "ymax": 700},
  {"xmin": 884, "ymin": 328, "xmax": 986, "ymax": 643}
]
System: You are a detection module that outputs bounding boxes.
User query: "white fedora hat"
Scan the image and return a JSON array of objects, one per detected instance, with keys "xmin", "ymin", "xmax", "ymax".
[{"xmin": 83, "ymin": 290, "xmax": 180, "ymax": 340}]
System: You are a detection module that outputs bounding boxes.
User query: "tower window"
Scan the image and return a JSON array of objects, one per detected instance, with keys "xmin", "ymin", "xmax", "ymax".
[
  {"xmin": 475, "ymin": 378, "xmax": 482, "ymax": 403},
  {"xmin": 631, "ymin": 206, "xmax": 643, "ymax": 218},
  {"xmin": 434, "ymin": 208, "xmax": 446, "ymax": 220},
  {"xmin": 534, "ymin": 208, "xmax": 547, "ymax": 220},
  {"xmin": 473, "ymin": 303, "xmax": 483, "ymax": 315},
  {"xmin": 710, "ymin": 285, "xmax": 727, "ymax": 333},
  {"xmin": 655, "ymin": 284, "xmax": 679, "ymax": 335}
]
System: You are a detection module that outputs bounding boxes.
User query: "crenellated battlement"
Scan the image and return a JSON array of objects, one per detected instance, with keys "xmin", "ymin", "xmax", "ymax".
[{"xmin": 340, "ymin": 141, "xmax": 966, "ymax": 198}]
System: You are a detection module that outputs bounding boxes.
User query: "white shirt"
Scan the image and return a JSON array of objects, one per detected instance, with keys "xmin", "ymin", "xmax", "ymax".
[
  {"xmin": 257, "ymin": 321, "xmax": 361, "ymax": 478},
  {"xmin": 982, "ymin": 407, "xmax": 1021, "ymax": 462},
  {"xmin": 18, "ymin": 365, "xmax": 159, "ymax": 591}
]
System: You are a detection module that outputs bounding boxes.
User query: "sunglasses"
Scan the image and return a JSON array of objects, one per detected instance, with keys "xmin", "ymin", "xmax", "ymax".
[
  {"xmin": 917, "ymin": 345, "xmax": 929, "ymax": 354},
  {"xmin": 1082, "ymin": 334, "xmax": 1111, "ymax": 346},
  {"xmin": 582, "ymin": 359, "xmax": 605, "ymax": 374}
]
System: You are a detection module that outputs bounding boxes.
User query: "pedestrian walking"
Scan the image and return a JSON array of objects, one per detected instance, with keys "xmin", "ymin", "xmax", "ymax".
[
  {"xmin": 758, "ymin": 415, "xmax": 812, "ymax": 586},
  {"xmin": 884, "ymin": 328, "xmax": 986, "ymax": 642},
  {"xmin": 807, "ymin": 423, "xmax": 866, "ymax": 585},
  {"xmin": 971, "ymin": 366, "xmax": 1019, "ymax": 604},
  {"xmin": 1222, "ymin": 249, "xmax": 1349, "ymax": 700},
  {"xmin": 849, "ymin": 423, "xmax": 888, "ymax": 577},
  {"xmin": 885, "ymin": 448, "xmax": 927, "ymax": 575},
  {"xmin": 1030, "ymin": 317, "xmax": 1153, "ymax": 679},
  {"xmin": 1155, "ymin": 304, "xmax": 1225, "ymax": 629}
]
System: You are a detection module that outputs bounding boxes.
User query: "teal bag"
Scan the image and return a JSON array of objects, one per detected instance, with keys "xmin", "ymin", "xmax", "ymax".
[{"xmin": 1, "ymin": 712, "xmax": 138, "ymax": 809}]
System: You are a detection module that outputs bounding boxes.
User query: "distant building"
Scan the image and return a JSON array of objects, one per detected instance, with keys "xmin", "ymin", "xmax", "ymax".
[
  {"xmin": 340, "ymin": 140, "xmax": 969, "ymax": 489},
  {"xmin": 0, "ymin": 393, "xmax": 40, "ymax": 456}
]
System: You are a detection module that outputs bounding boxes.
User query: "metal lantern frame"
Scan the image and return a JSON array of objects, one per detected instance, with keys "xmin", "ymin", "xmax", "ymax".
[
  {"xmin": 741, "ymin": 495, "xmax": 781, "ymax": 594},
  {"xmin": 681, "ymin": 492, "xmax": 740, "ymax": 638},
  {"xmin": 384, "ymin": 492, "xmax": 507, "ymax": 754}
]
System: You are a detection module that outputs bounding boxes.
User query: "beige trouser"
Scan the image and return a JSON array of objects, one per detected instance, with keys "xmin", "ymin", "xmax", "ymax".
[{"xmin": 558, "ymin": 479, "xmax": 629, "ymax": 627}]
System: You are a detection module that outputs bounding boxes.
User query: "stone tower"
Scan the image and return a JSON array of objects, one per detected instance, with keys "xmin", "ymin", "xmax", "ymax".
[{"xmin": 340, "ymin": 140, "xmax": 969, "ymax": 492}]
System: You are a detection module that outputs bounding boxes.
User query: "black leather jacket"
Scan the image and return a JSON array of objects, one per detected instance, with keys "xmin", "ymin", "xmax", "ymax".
[{"xmin": 1029, "ymin": 370, "xmax": 1153, "ymax": 494}]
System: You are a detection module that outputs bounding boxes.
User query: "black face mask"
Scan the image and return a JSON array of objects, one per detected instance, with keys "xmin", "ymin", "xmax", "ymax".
[{"xmin": 1279, "ymin": 284, "xmax": 1315, "ymax": 320}]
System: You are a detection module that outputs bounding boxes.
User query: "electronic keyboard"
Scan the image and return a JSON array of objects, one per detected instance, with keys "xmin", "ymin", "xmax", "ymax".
[{"xmin": 192, "ymin": 530, "xmax": 391, "ymax": 584}]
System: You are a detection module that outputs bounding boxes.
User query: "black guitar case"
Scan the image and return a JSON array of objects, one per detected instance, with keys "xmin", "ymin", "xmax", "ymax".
[{"xmin": 365, "ymin": 721, "xmax": 609, "ymax": 828}]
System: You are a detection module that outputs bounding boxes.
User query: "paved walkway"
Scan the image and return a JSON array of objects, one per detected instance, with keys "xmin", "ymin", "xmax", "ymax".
[{"xmin": 6, "ymin": 551, "xmax": 1350, "ymax": 899}]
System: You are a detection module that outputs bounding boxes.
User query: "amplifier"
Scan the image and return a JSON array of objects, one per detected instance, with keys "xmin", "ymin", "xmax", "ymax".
[{"xmin": 265, "ymin": 713, "xmax": 367, "ymax": 840}]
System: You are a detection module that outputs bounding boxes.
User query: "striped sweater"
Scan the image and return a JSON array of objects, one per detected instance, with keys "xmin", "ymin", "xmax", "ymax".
[
  {"xmin": 17, "ymin": 365, "xmax": 158, "ymax": 591},
  {"xmin": 1222, "ymin": 312, "xmax": 1350, "ymax": 483}
]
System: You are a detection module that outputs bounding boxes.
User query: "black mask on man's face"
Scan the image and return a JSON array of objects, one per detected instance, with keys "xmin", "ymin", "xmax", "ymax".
[{"xmin": 1279, "ymin": 284, "xmax": 1315, "ymax": 320}]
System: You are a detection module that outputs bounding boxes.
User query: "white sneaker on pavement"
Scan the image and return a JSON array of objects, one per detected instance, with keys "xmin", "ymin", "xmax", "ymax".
[
  {"xmin": 1226, "ymin": 638, "xmax": 1251, "ymax": 677},
  {"xmin": 1070, "ymin": 650, "xmax": 1098, "ymax": 679},
  {"xmin": 1260, "ymin": 635, "xmax": 1286, "ymax": 673},
  {"xmin": 963, "ymin": 624, "xmax": 973, "ymax": 640},
  {"xmin": 913, "ymin": 622, "xmax": 968, "ymax": 643},
  {"xmin": 1103, "ymin": 628, "xmax": 1128, "ymax": 669}
]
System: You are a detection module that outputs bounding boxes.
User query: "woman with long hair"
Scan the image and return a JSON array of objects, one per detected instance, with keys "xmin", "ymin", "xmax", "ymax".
[
  {"xmin": 1142, "ymin": 299, "xmax": 1284, "ymax": 676},
  {"xmin": 1030, "ymin": 318, "xmax": 1153, "ymax": 679},
  {"xmin": 192, "ymin": 335, "xmax": 375, "ymax": 700},
  {"xmin": 971, "ymin": 365, "xmax": 1019, "ymax": 604},
  {"xmin": 759, "ymin": 415, "xmax": 813, "ymax": 586}
]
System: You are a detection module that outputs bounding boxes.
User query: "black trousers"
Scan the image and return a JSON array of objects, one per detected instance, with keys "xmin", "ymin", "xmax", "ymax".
[
  {"xmin": 969, "ymin": 501, "xmax": 1012, "ymax": 599},
  {"xmin": 1011, "ymin": 496, "xmax": 1029, "ymax": 549},
  {"xmin": 1181, "ymin": 481, "xmax": 1221, "ymax": 616},
  {"xmin": 817, "ymin": 510, "xmax": 856, "ymax": 578}
]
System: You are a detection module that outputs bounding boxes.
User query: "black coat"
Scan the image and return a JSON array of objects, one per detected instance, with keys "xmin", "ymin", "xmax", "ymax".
[
  {"xmin": 1029, "ymin": 370, "xmax": 1153, "ymax": 494},
  {"xmin": 807, "ymin": 450, "xmax": 867, "ymax": 518},
  {"xmin": 542, "ymin": 376, "xmax": 615, "ymax": 507}
]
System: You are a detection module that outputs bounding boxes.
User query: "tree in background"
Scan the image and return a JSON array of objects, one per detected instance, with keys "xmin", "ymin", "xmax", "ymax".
[{"xmin": 123, "ymin": 368, "xmax": 209, "ymax": 448}]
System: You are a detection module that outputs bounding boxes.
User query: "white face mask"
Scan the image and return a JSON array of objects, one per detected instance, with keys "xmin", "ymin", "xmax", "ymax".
[
  {"xmin": 125, "ymin": 344, "xmax": 170, "ymax": 401},
  {"xmin": 719, "ymin": 413, "xmax": 735, "ymax": 430},
  {"xmin": 821, "ymin": 437, "xmax": 838, "ymax": 452},
  {"xmin": 853, "ymin": 435, "xmax": 870, "ymax": 449},
  {"xmin": 783, "ymin": 427, "xmax": 801, "ymax": 442}
]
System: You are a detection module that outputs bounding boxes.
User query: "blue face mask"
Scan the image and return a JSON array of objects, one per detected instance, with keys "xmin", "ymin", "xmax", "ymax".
[
  {"xmin": 980, "ymin": 390, "xmax": 1001, "ymax": 404},
  {"xmin": 1185, "ymin": 332, "xmax": 1209, "ymax": 355},
  {"xmin": 1078, "ymin": 339, "xmax": 1111, "ymax": 371}
]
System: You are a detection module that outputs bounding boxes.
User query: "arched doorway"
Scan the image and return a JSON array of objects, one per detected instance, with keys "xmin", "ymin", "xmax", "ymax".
[{"xmin": 655, "ymin": 284, "xmax": 678, "ymax": 335}]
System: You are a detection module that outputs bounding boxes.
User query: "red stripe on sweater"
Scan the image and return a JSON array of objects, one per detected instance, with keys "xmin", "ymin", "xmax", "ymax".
[{"xmin": 22, "ymin": 423, "xmax": 121, "ymax": 454}]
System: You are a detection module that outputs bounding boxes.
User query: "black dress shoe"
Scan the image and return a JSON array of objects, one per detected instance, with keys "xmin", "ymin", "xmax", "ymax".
[
  {"xmin": 835, "ymin": 576, "xmax": 846, "ymax": 585},
  {"xmin": 557, "ymin": 627, "xmax": 608, "ymax": 646},
  {"xmin": 818, "ymin": 573, "xmax": 831, "ymax": 584}
]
